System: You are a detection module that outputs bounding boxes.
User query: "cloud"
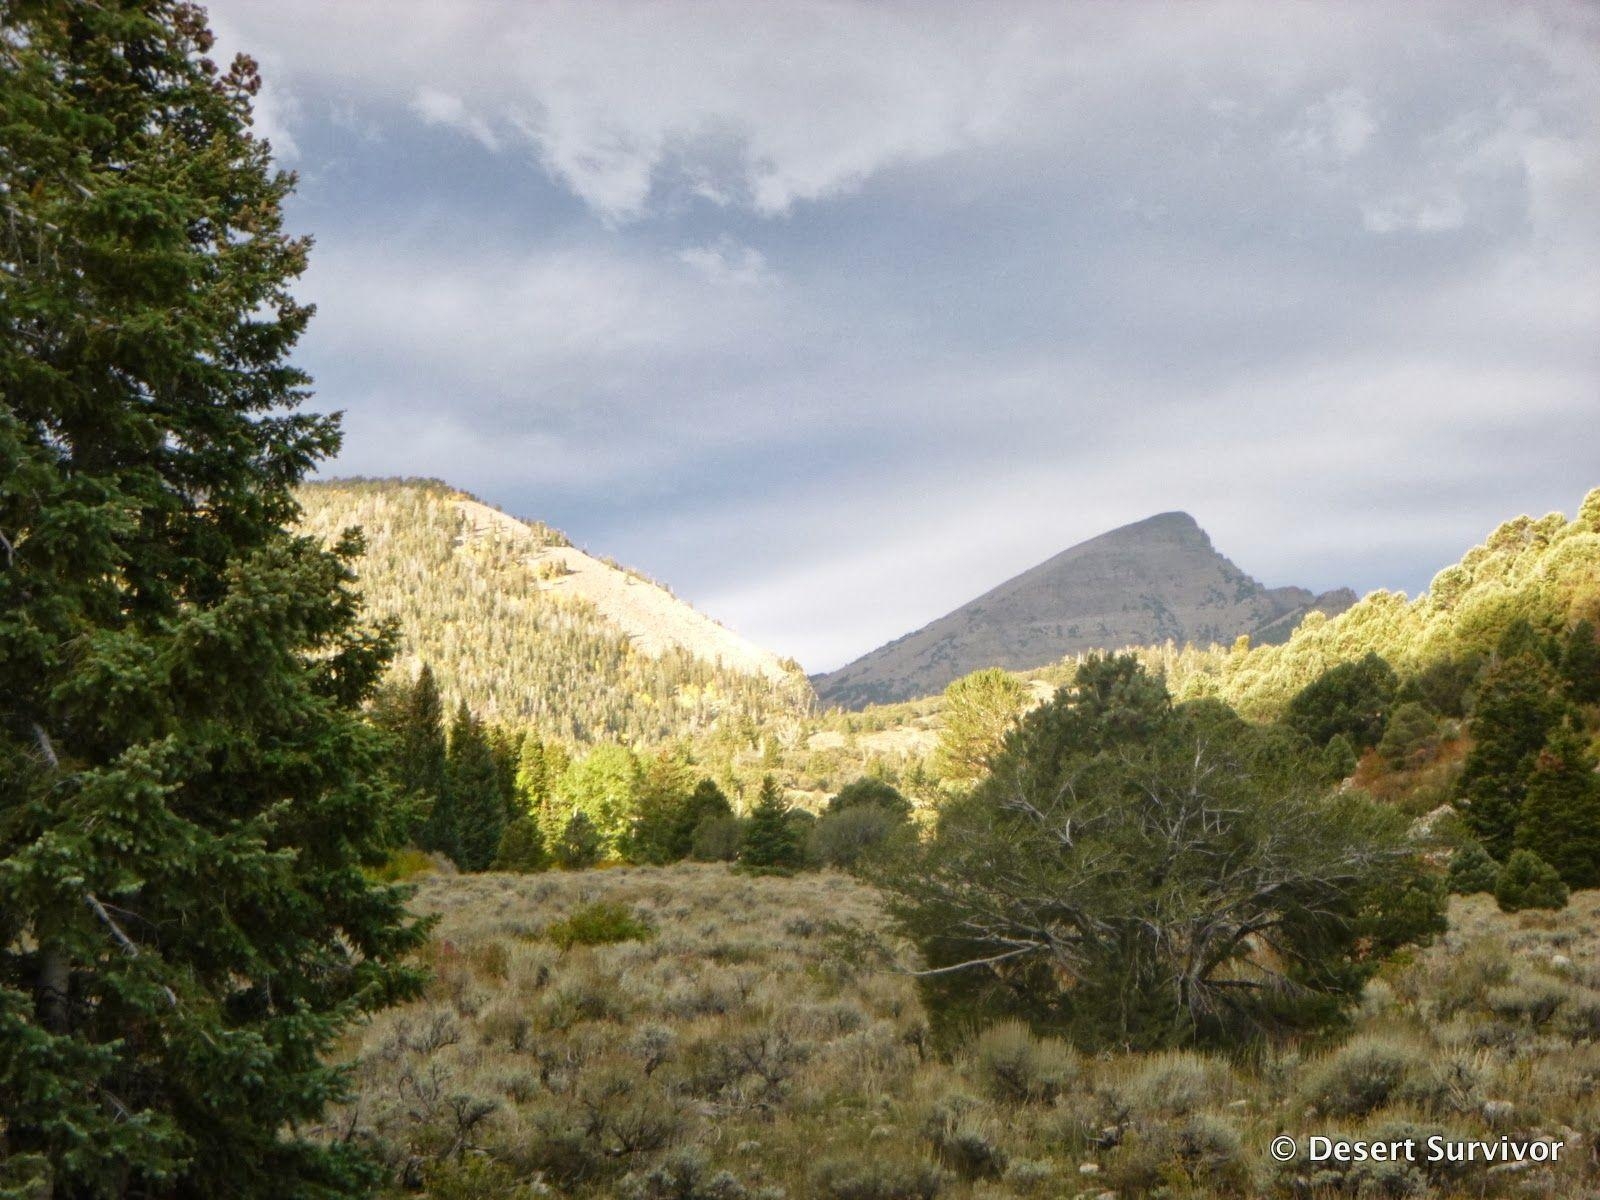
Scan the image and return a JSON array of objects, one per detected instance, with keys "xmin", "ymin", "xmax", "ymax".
[
  {"xmin": 201, "ymin": 0, "xmax": 1600, "ymax": 671},
  {"xmin": 411, "ymin": 88, "xmax": 500, "ymax": 151}
]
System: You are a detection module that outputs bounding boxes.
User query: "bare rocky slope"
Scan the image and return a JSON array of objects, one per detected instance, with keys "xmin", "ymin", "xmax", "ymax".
[{"xmin": 813, "ymin": 511, "xmax": 1354, "ymax": 709}]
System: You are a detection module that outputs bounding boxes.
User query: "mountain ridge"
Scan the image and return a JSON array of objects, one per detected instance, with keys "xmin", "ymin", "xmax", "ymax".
[{"xmin": 813, "ymin": 510, "xmax": 1355, "ymax": 709}]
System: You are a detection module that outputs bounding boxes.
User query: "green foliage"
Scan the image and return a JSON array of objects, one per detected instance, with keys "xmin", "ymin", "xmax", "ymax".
[
  {"xmin": 672, "ymin": 779, "xmax": 734, "ymax": 860},
  {"xmin": 1377, "ymin": 700, "xmax": 1441, "ymax": 768},
  {"xmin": 932, "ymin": 668, "xmax": 1029, "ymax": 784},
  {"xmin": 0, "ymin": 3, "xmax": 426, "ymax": 1192},
  {"xmin": 493, "ymin": 817, "xmax": 550, "ymax": 873},
  {"xmin": 879, "ymin": 656, "xmax": 1444, "ymax": 1049},
  {"xmin": 808, "ymin": 806, "xmax": 908, "ymax": 870},
  {"xmin": 1560, "ymin": 618, "xmax": 1600, "ymax": 704},
  {"xmin": 448, "ymin": 700, "xmax": 508, "ymax": 871},
  {"xmin": 1148, "ymin": 495, "xmax": 1600, "ymax": 722},
  {"xmin": 1515, "ymin": 725, "xmax": 1600, "ymax": 887},
  {"xmin": 1321, "ymin": 733, "xmax": 1359, "ymax": 781},
  {"xmin": 1398, "ymin": 654, "xmax": 1482, "ymax": 719},
  {"xmin": 826, "ymin": 776, "xmax": 912, "ymax": 819},
  {"xmin": 739, "ymin": 777, "xmax": 804, "ymax": 871},
  {"xmin": 1494, "ymin": 849, "xmax": 1569, "ymax": 912},
  {"xmin": 553, "ymin": 744, "xmax": 641, "ymax": 852},
  {"xmin": 1445, "ymin": 841, "xmax": 1500, "ymax": 895},
  {"xmin": 374, "ymin": 663, "xmax": 449, "ymax": 849},
  {"xmin": 543, "ymin": 901, "xmax": 655, "ymax": 950},
  {"xmin": 552, "ymin": 811, "xmax": 605, "ymax": 870},
  {"xmin": 622, "ymin": 748, "xmax": 699, "ymax": 864},
  {"xmin": 1283, "ymin": 652, "xmax": 1398, "ymax": 750},
  {"xmin": 1456, "ymin": 650, "xmax": 1567, "ymax": 859},
  {"xmin": 690, "ymin": 815, "xmax": 745, "ymax": 862}
]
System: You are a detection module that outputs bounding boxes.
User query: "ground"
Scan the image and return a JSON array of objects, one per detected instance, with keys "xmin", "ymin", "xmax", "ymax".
[{"xmin": 323, "ymin": 866, "xmax": 1600, "ymax": 1199}]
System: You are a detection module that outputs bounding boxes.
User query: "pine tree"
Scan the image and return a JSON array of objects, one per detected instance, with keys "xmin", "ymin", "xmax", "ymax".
[
  {"xmin": 376, "ymin": 664, "xmax": 448, "ymax": 847},
  {"xmin": 1495, "ymin": 849, "xmax": 1569, "ymax": 912},
  {"xmin": 669, "ymin": 779, "xmax": 734, "ymax": 861},
  {"xmin": 1457, "ymin": 652, "xmax": 1566, "ymax": 859},
  {"xmin": 1515, "ymin": 724, "xmax": 1600, "ymax": 888},
  {"xmin": 446, "ymin": 701, "xmax": 505, "ymax": 872},
  {"xmin": 1446, "ymin": 840, "xmax": 1501, "ymax": 895},
  {"xmin": 0, "ymin": 4, "xmax": 425, "ymax": 1193},
  {"xmin": 739, "ymin": 776, "xmax": 804, "ymax": 871}
]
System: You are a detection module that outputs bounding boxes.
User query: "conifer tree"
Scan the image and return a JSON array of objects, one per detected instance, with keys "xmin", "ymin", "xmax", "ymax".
[
  {"xmin": 446, "ymin": 701, "xmax": 505, "ymax": 872},
  {"xmin": 1495, "ymin": 849, "xmax": 1569, "ymax": 912},
  {"xmin": 1446, "ymin": 840, "xmax": 1501, "ymax": 895},
  {"xmin": 1457, "ymin": 651, "xmax": 1566, "ymax": 859},
  {"xmin": 1560, "ymin": 619, "xmax": 1600, "ymax": 705},
  {"xmin": 375, "ymin": 664, "xmax": 448, "ymax": 846},
  {"xmin": 0, "ymin": 3, "xmax": 424, "ymax": 1192},
  {"xmin": 492, "ymin": 817, "xmax": 549, "ymax": 873},
  {"xmin": 669, "ymin": 779, "xmax": 734, "ymax": 861},
  {"xmin": 552, "ymin": 811, "xmax": 604, "ymax": 869},
  {"xmin": 739, "ymin": 776, "xmax": 804, "ymax": 870},
  {"xmin": 1515, "ymin": 724, "xmax": 1600, "ymax": 888}
]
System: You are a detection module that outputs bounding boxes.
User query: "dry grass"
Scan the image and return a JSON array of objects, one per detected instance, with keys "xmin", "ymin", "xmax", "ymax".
[{"xmin": 324, "ymin": 869, "xmax": 1600, "ymax": 1199}]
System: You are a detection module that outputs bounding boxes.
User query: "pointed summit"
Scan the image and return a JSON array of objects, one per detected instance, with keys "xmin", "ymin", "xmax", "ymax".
[{"xmin": 812, "ymin": 513, "xmax": 1353, "ymax": 709}]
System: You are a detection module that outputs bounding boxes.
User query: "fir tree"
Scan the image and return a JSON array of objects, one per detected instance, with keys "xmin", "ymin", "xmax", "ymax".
[
  {"xmin": 739, "ymin": 776, "xmax": 804, "ymax": 871},
  {"xmin": 492, "ymin": 817, "xmax": 549, "ymax": 873},
  {"xmin": 0, "ymin": 3, "xmax": 425, "ymax": 1192},
  {"xmin": 1560, "ymin": 619, "xmax": 1600, "ymax": 705},
  {"xmin": 1457, "ymin": 651, "xmax": 1566, "ymax": 859},
  {"xmin": 669, "ymin": 779, "xmax": 734, "ymax": 861},
  {"xmin": 1515, "ymin": 724, "xmax": 1600, "ymax": 888},
  {"xmin": 376, "ymin": 664, "xmax": 448, "ymax": 847},
  {"xmin": 553, "ymin": 811, "xmax": 604, "ymax": 870},
  {"xmin": 446, "ymin": 701, "xmax": 505, "ymax": 872}
]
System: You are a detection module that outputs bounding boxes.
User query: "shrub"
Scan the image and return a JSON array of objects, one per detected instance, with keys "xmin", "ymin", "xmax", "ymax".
[
  {"xmin": 809, "ymin": 806, "xmax": 906, "ymax": 870},
  {"xmin": 621, "ymin": 1147, "xmax": 748, "ymax": 1200},
  {"xmin": 370, "ymin": 846, "xmax": 442, "ymax": 881},
  {"xmin": 811, "ymin": 1155, "xmax": 945, "ymax": 1200},
  {"xmin": 1301, "ymin": 1036, "xmax": 1428, "ymax": 1117},
  {"xmin": 969, "ymin": 1021, "xmax": 1078, "ymax": 1104},
  {"xmin": 1106, "ymin": 1115, "xmax": 1249, "ymax": 1196},
  {"xmin": 1378, "ymin": 701, "xmax": 1441, "ymax": 767},
  {"xmin": 1115, "ymin": 1050, "xmax": 1234, "ymax": 1116},
  {"xmin": 827, "ymin": 777, "xmax": 912, "ymax": 819},
  {"xmin": 544, "ymin": 901, "xmax": 655, "ymax": 950},
  {"xmin": 1495, "ymin": 849, "xmax": 1569, "ymax": 912},
  {"xmin": 1446, "ymin": 840, "xmax": 1500, "ymax": 895}
]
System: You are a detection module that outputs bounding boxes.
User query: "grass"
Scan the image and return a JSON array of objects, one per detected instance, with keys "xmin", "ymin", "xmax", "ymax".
[{"xmin": 320, "ymin": 867, "xmax": 1600, "ymax": 1198}]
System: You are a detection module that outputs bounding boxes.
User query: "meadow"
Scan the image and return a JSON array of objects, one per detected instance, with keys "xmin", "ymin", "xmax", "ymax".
[{"xmin": 324, "ymin": 866, "xmax": 1600, "ymax": 1199}]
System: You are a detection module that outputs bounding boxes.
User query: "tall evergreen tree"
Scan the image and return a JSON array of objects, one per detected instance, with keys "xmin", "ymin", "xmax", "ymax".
[
  {"xmin": 1515, "ymin": 724, "xmax": 1600, "ymax": 888},
  {"xmin": 739, "ymin": 776, "xmax": 804, "ymax": 870},
  {"xmin": 1559, "ymin": 619, "xmax": 1600, "ymax": 705},
  {"xmin": 374, "ymin": 663, "xmax": 448, "ymax": 847},
  {"xmin": 0, "ymin": 3, "xmax": 425, "ymax": 1194},
  {"xmin": 1457, "ymin": 651, "xmax": 1567, "ymax": 859},
  {"xmin": 445, "ymin": 701, "xmax": 504, "ymax": 872}
]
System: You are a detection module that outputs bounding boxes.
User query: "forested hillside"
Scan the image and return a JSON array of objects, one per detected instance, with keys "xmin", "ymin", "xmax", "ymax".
[{"xmin": 295, "ymin": 479, "xmax": 814, "ymax": 746}]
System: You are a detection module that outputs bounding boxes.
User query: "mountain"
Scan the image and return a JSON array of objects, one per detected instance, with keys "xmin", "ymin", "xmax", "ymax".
[
  {"xmin": 813, "ymin": 512, "xmax": 1355, "ymax": 709},
  {"xmin": 295, "ymin": 478, "xmax": 812, "ymax": 744}
]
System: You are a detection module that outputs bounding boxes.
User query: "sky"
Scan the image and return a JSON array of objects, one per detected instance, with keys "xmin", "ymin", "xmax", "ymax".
[{"xmin": 206, "ymin": 0, "xmax": 1600, "ymax": 673}]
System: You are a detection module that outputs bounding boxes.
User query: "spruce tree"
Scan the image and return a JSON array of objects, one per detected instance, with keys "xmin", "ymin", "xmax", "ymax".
[
  {"xmin": 739, "ymin": 776, "xmax": 804, "ymax": 871},
  {"xmin": 552, "ymin": 811, "xmax": 604, "ymax": 870},
  {"xmin": 0, "ymin": 3, "xmax": 425, "ymax": 1193},
  {"xmin": 668, "ymin": 779, "xmax": 734, "ymax": 861},
  {"xmin": 377, "ymin": 664, "xmax": 448, "ymax": 847},
  {"xmin": 1560, "ymin": 619, "xmax": 1600, "ymax": 705},
  {"xmin": 446, "ymin": 701, "xmax": 504, "ymax": 872},
  {"xmin": 1515, "ymin": 724, "xmax": 1600, "ymax": 888},
  {"xmin": 492, "ymin": 817, "xmax": 549, "ymax": 873},
  {"xmin": 1457, "ymin": 651, "xmax": 1566, "ymax": 859}
]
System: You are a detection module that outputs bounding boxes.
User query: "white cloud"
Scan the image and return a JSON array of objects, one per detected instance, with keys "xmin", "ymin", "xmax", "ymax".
[
  {"xmin": 676, "ymin": 239, "xmax": 772, "ymax": 287},
  {"xmin": 411, "ymin": 88, "xmax": 500, "ymax": 151}
]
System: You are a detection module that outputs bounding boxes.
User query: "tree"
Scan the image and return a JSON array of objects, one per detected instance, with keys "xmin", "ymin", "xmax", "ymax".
[
  {"xmin": 1515, "ymin": 724, "xmax": 1600, "ymax": 888},
  {"xmin": 552, "ymin": 811, "xmax": 604, "ymax": 870},
  {"xmin": 933, "ymin": 668, "xmax": 1030, "ymax": 784},
  {"xmin": 1376, "ymin": 701, "xmax": 1441, "ymax": 769},
  {"xmin": 739, "ymin": 776, "xmax": 804, "ymax": 871},
  {"xmin": 552, "ymin": 744, "xmax": 640, "ymax": 853},
  {"xmin": 492, "ymin": 817, "xmax": 549, "ymax": 873},
  {"xmin": 1495, "ymin": 849, "xmax": 1569, "ymax": 912},
  {"xmin": 826, "ymin": 776, "xmax": 912, "ymax": 820},
  {"xmin": 1283, "ymin": 652, "xmax": 1398, "ymax": 750},
  {"xmin": 622, "ymin": 748, "xmax": 698, "ymax": 865},
  {"xmin": 1446, "ymin": 841, "xmax": 1500, "ymax": 895},
  {"xmin": 1456, "ymin": 651, "xmax": 1566, "ymax": 859},
  {"xmin": 877, "ymin": 658, "xmax": 1443, "ymax": 1049},
  {"xmin": 1559, "ymin": 619, "xmax": 1600, "ymax": 705},
  {"xmin": 446, "ymin": 701, "xmax": 505, "ymax": 872},
  {"xmin": 668, "ymin": 779, "xmax": 734, "ymax": 861},
  {"xmin": 809, "ymin": 806, "xmax": 908, "ymax": 870},
  {"xmin": 0, "ymin": 4, "xmax": 425, "ymax": 1193}
]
